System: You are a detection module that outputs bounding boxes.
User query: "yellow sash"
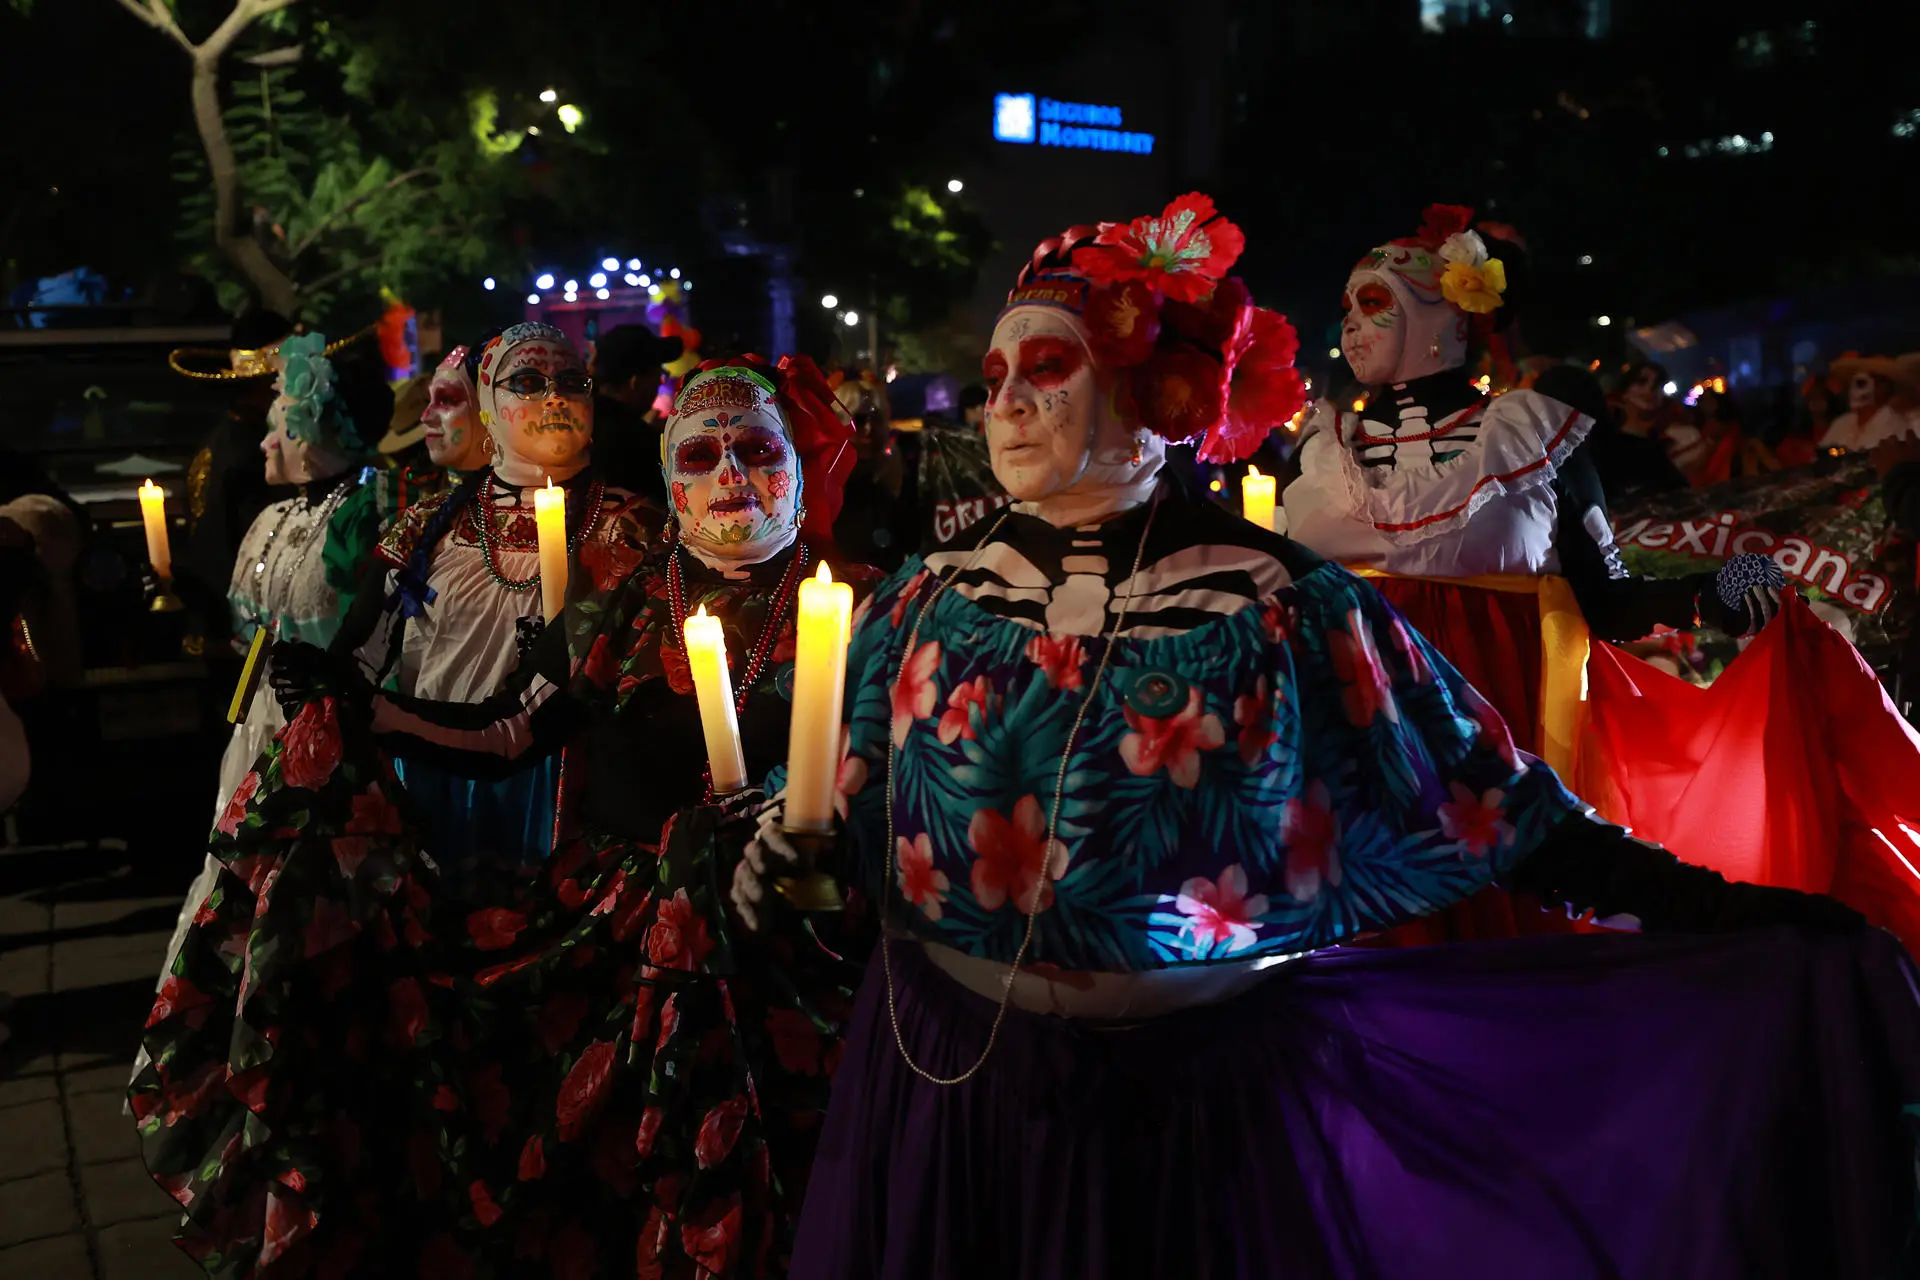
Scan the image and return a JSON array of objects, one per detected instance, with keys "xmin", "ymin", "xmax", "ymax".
[{"xmin": 1351, "ymin": 569, "xmax": 1589, "ymax": 780}]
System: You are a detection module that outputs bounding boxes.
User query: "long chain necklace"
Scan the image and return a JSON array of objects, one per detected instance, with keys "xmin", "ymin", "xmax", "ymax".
[
  {"xmin": 472, "ymin": 475, "xmax": 607, "ymax": 592},
  {"xmin": 880, "ymin": 491, "xmax": 1162, "ymax": 1085},
  {"xmin": 248, "ymin": 476, "xmax": 353, "ymax": 628},
  {"xmin": 666, "ymin": 534, "xmax": 810, "ymax": 799}
]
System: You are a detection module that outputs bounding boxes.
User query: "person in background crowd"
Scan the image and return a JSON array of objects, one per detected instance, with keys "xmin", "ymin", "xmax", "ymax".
[
  {"xmin": 1819, "ymin": 352, "xmax": 1919, "ymax": 453},
  {"xmin": 1691, "ymin": 386, "xmax": 1776, "ymax": 486},
  {"xmin": 1617, "ymin": 359, "xmax": 1706, "ymax": 478},
  {"xmin": 1774, "ymin": 375, "xmax": 1833, "ymax": 468},
  {"xmin": 1535, "ymin": 359, "xmax": 1686, "ymax": 504},
  {"xmin": 957, "ymin": 381, "xmax": 989, "ymax": 430},
  {"xmin": 589, "ymin": 323, "xmax": 684, "ymax": 508},
  {"xmin": 833, "ymin": 371, "xmax": 912, "ymax": 571}
]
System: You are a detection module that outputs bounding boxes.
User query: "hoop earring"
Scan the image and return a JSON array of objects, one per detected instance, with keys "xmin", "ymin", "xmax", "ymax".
[
  {"xmin": 482, "ymin": 435, "xmax": 496, "ymax": 459},
  {"xmin": 1129, "ymin": 437, "xmax": 1143, "ymax": 467},
  {"xmin": 1430, "ymin": 339, "xmax": 1443, "ymax": 358}
]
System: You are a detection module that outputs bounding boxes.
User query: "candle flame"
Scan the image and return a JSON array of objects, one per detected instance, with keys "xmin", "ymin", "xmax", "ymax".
[
  {"xmin": 694, "ymin": 603, "xmax": 709, "ymax": 618},
  {"xmin": 140, "ymin": 478, "xmax": 161, "ymax": 495},
  {"xmin": 815, "ymin": 562, "xmax": 834, "ymax": 585},
  {"xmin": 1247, "ymin": 464, "xmax": 1263, "ymax": 479},
  {"xmin": 545, "ymin": 477, "xmax": 556, "ymax": 490}
]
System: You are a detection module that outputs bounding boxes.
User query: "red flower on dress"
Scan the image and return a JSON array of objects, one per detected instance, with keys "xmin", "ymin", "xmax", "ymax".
[
  {"xmin": 635, "ymin": 1105, "xmax": 665, "ymax": 1158},
  {"xmin": 259, "ymin": 1183, "xmax": 315, "ymax": 1266},
  {"xmin": 890, "ymin": 640, "xmax": 942, "ymax": 742},
  {"xmin": 1438, "ymin": 783, "xmax": 1515, "ymax": 859},
  {"xmin": 610, "ymin": 884, "xmax": 653, "ymax": 944},
  {"xmin": 469, "ymin": 1063, "xmax": 511, "ymax": 1145},
  {"xmin": 467, "ymin": 907, "xmax": 528, "ymax": 951},
  {"xmin": 895, "ymin": 833, "xmax": 951, "ymax": 921},
  {"xmin": 1119, "ymin": 686, "xmax": 1226, "ymax": 788},
  {"xmin": 1174, "ymin": 864, "xmax": 1270, "ymax": 954},
  {"xmin": 518, "ymin": 1135, "xmax": 547, "ymax": 1181},
  {"xmin": 1282, "ymin": 780, "xmax": 1342, "ymax": 903},
  {"xmin": 937, "ymin": 674, "xmax": 994, "ymax": 745},
  {"xmin": 658, "ymin": 642, "xmax": 695, "ymax": 695},
  {"xmin": 645, "ymin": 888, "xmax": 714, "ymax": 971},
  {"xmin": 215, "ymin": 771, "xmax": 261, "ymax": 837},
  {"xmin": 888, "ymin": 571, "xmax": 930, "ymax": 627},
  {"xmin": 680, "ymin": 1199, "xmax": 745, "ymax": 1276},
  {"xmin": 695, "ymin": 1095, "xmax": 751, "ymax": 1169},
  {"xmin": 347, "ymin": 785, "xmax": 402, "ymax": 834},
  {"xmin": 303, "ymin": 896, "xmax": 358, "ymax": 958},
  {"xmin": 387, "ymin": 976, "xmax": 428, "ymax": 1047},
  {"xmin": 555, "ymin": 1040, "xmax": 616, "ymax": 1141},
  {"xmin": 765, "ymin": 1007, "xmax": 823, "ymax": 1074},
  {"xmin": 1462, "ymin": 688, "xmax": 1521, "ymax": 772},
  {"xmin": 469, "ymin": 1180, "xmax": 504, "ymax": 1227},
  {"xmin": 1129, "ymin": 346, "xmax": 1227, "ymax": 446},
  {"xmin": 1388, "ymin": 618, "xmax": 1434, "ymax": 685},
  {"xmin": 581, "ymin": 634, "xmax": 619, "ymax": 689},
  {"xmin": 1025, "ymin": 633, "xmax": 1085, "ymax": 691},
  {"xmin": 968, "ymin": 795, "xmax": 1069, "ymax": 913},
  {"xmin": 1071, "ymin": 192, "xmax": 1246, "ymax": 303},
  {"xmin": 579, "ymin": 537, "xmax": 644, "ymax": 593},
  {"xmin": 1233, "ymin": 676, "xmax": 1280, "ymax": 767},
  {"xmin": 278, "ymin": 697, "xmax": 343, "ymax": 791},
  {"xmin": 1261, "ymin": 601, "xmax": 1296, "ymax": 644},
  {"xmin": 1329, "ymin": 610, "xmax": 1398, "ymax": 728},
  {"xmin": 1083, "ymin": 278, "xmax": 1162, "ymax": 367},
  {"xmin": 590, "ymin": 868, "xmax": 627, "ymax": 917}
]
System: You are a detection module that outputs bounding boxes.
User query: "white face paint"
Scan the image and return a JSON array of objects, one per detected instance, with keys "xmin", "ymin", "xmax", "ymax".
[
  {"xmin": 980, "ymin": 306, "xmax": 1164, "ymax": 525},
  {"xmin": 1849, "ymin": 371, "xmax": 1889, "ymax": 415},
  {"xmin": 480, "ymin": 337, "xmax": 593, "ymax": 485},
  {"xmin": 421, "ymin": 365, "xmax": 488, "ymax": 471},
  {"xmin": 261, "ymin": 394, "xmax": 347, "ymax": 486},
  {"xmin": 1339, "ymin": 273, "xmax": 1408, "ymax": 386},
  {"xmin": 665, "ymin": 395, "xmax": 800, "ymax": 565}
]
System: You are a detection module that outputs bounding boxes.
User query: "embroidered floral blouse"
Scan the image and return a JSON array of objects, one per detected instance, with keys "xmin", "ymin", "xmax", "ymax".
[{"xmin": 831, "ymin": 492, "xmax": 1587, "ymax": 971}]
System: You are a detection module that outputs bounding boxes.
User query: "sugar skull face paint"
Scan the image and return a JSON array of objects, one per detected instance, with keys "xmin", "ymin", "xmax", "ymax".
[
  {"xmin": 475, "ymin": 324, "xmax": 593, "ymax": 485},
  {"xmin": 982, "ymin": 308, "xmax": 1105, "ymax": 502},
  {"xmin": 664, "ymin": 372, "xmax": 800, "ymax": 565},
  {"xmin": 1849, "ymin": 371, "xmax": 1892, "ymax": 415},
  {"xmin": 420, "ymin": 354, "xmax": 488, "ymax": 471},
  {"xmin": 262, "ymin": 394, "xmax": 346, "ymax": 486},
  {"xmin": 1340, "ymin": 279, "xmax": 1405, "ymax": 386}
]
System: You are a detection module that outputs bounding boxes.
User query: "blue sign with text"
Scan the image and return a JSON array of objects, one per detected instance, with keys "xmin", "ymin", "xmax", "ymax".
[{"xmin": 993, "ymin": 93, "xmax": 1154, "ymax": 155}]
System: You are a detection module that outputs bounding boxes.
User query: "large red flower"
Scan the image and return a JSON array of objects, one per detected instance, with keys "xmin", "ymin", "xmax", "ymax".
[
  {"xmin": 890, "ymin": 640, "xmax": 942, "ymax": 743},
  {"xmin": 555, "ymin": 1040, "xmax": 616, "ymax": 1141},
  {"xmin": 695, "ymin": 1095, "xmax": 751, "ymax": 1169},
  {"xmin": 346, "ymin": 785, "xmax": 402, "ymax": 835},
  {"xmin": 1083, "ymin": 278, "xmax": 1162, "ymax": 367},
  {"xmin": 936, "ymin": 674, "xmax": 994, "ymax": 745},
  {"xmin": 518, "ymin": 1135, "xmax": 547, "ymax": 1181},
  {"xmin": 1119, "ymin": 686, "xmax": 1226, "ymax": 788},
  {"xmin": 680, "ymin": 1199, "xmax": 744, "ymax": 1276},
  {"xmin": 214, "ymin": 771, "xmax": 261, "ymax": 837},
  {"xmin": 658, "ymin": 642, "xmax": 694, "ymax": 695},
  {"xmin": 1130, "ymin": 346, "xmax": 1227, "ymax": 446},
  {"xmin": 581, "ymin": 634, "xmax": 619, "ymax": 689},
  {"xmin": 968, "ymin": 795, "xmax": 1069, "ymax": 913},
  {"xmin": 1025, "ymin": 633, "xmax": 1085, "ymax": 691},
  {"xmin": 1438, "ymin": 783, "xmax": 1515, "ymax": 859},
  {"xmin": 469, "ymin": 1180, "xmax": 504, "ymax": 1227},
  {"xmin": 467, "ymin": 907, "xmax": 527, "ymax": 951},
  {"xmin": 1204, "ymin": 310, "xmax": 1307, "ymax": 464},
  {"xmin": 303, "ymin": 896, "xmax": 358, "ymax": 958},
  {"xmin": 259, "ymin": 1184, "xmax": 315, "ymax": 1266},
  {"xmin": 645, "ymin": 888, "xmax": 714, "ymax": 971},
  {"xmin": 1071, "ymin": 192, "xmax": 1246, "ymax": 303},
  {"xmin": 1174, "ymin": 864, "xmax": 1270, "ymax": 954},
  {"xmin": 278, "ymin": 697, "xmax": 343, "ymax": 791},
  {"xmin": 1418, "ymin": 203, "xmax": 1475, "ymax": 245},
  {"xmin": 1161, "ymin": 277, "xmax": 1252, "ymax": 351},
  {"xmin": 1328, "ymin": 610, "xmax": 1398, "ymax": 728},
  {"xmin": 1282, "ymin": 780, "xmax": 1342, "ymax": 903}
]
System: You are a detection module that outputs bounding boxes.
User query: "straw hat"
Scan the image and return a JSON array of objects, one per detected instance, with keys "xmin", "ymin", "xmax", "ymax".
[
  {"xmin": 1829, "ymin": 352, "xmax": 1917, "ymax": 393},
  {"xmin": 377, "ymin": 374, "xmax": 433, "ymax": 454}
]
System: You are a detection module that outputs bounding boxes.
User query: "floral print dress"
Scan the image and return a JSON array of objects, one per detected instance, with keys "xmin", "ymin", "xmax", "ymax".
[
  {"xmin": 132, "ymin": 541, "xmax": 871, "ymax": 1279},
  {"xmin": 835, "ymin": 504, "xmax": 1586, "ymax": 971}
]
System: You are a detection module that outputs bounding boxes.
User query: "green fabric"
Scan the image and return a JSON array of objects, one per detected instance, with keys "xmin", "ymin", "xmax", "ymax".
[{"xmin": 322, "ymin": 479, "xmax": 384, "ymax": 618}]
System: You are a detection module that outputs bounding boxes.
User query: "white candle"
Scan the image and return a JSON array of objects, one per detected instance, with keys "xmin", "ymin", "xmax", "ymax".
[
  {"xmin": 683, "ymin": 604, "xmax": 749, "ymax": 795},
  {"xmin": 1242, "ymin": 464, "xmax": 1276, "ymax": 532},
  {"xmin": 138, "ymin": 479, "xmax": 172, "ymax": 579},
  {"xmin": 533, "ymin": 479, "xmax": 567, "ymax": 622},
  {"xmin": 785, "ymin": 561, "xmax": 853, "ymax": 833}
]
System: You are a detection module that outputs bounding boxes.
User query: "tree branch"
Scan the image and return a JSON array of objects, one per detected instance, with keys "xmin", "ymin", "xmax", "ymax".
[
  {"xmin": 289, "ymin": 168, "xmax": 435, "ymax": 261},
  {"xmin": 295, "ymin": 252, "xmax": 382, "ymax": 299},
  {"xmin": 111, "ymin": 0, "xmax": 192, "ymax": 53}
]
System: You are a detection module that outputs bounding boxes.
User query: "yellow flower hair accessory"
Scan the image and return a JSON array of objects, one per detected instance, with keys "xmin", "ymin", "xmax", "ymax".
[{"xmin": 1440, "ymin": 257, "xmax": 1507, "ymax": 315}]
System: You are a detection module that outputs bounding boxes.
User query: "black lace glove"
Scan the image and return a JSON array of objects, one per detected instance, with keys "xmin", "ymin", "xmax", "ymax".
[
  {"xmin": 1695, "ymin": 553, "xmax": 1786, "ymax": 638},
  {"xmin": 1508, "ymin": 812, "xmax": 1865, "ymax": 934},
  {"xmin": 267, "ymin": 640, "xmax": 369, "ymax": 718}
]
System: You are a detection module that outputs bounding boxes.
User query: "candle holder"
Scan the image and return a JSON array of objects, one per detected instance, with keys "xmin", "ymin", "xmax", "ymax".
[
  {"xmin": 149, "ymin": 580, "xmax": 184, "ymax": 613},
  {"xmin": 775, "ymin": 825, "xmax": 845, "ymax": 912}
]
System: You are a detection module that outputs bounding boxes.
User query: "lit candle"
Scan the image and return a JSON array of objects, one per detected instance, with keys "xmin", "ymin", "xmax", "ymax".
[
  {"xmin": 138, "ymin": 479, "xmax": 172, "ymax": 579},
  {"xmin": 785, "ymin": 561, "xmax": 853, "ymax": 833},
  {"xmin": 1241, "ymin": 464, "xmax": 1276, "ymax": 532},
  {"xmin": 533, "ymin": 479, "xmax": 567, "ymax": 622},
  {"xmin": 683, "ymin": 604, "xmax": 748, "ymax": 795}
]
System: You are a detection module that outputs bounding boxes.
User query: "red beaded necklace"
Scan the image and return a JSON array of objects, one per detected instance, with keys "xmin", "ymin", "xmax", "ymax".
[
  {"xmin": 474, "ymin": 475, "xmax": 607, "ymax": 592},
  {"xmin": 664, "ymin": 532, "xmax": 810, "ymax": 798}
]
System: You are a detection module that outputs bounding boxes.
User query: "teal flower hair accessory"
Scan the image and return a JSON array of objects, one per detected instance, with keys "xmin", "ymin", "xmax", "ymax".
[{"xmin": 276, "ymin": 332, "xmax": 366, "ymax": 452}]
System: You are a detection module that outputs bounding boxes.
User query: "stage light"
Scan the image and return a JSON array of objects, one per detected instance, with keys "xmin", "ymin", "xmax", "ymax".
[
  {"xmin": 589, "ymin": 272, "xmax": 607, "ymax": 289},
  {"xmin": 669, "ymin": 268, "xmax": 680, "ymax": 279},
  {"xmin": 947, "ymin": 178, "xmax": 964, "ymax": 193},
  {"xmin": 483, "ymin": 277, "xmax": 496, "ymax": 291},
  {"xmin": 821, "ymin": 294, "xmax": 838, "ymax": 309},
  {"xmin": 601, "ymin": 257, "xmax": 619, "ymax": 272},
  {"xmin": 626, "ymin": 258, "xmax": 642, "ymax": 271},
  {"xmin": 526, "ymin": 293, "xmax": 541, "ymax": 305},
  {"xmin": 540, "ymin": 88, "xmax": 558, "ymax": 103},
  {"xmin": 596, "ymin": 288, "xmax": 610, "ymax": 300},
  {"xmin": 1596, "ymin": 314, "xmax": 1612, "ymax": 327},
  {"xmin": 535, "ymin": 273, "xmax": 555, "ymax": 290},
  {"xmin": 844, "ymin": 311, "xmax": 860, "ymax": 327},
  {"xmin": 624, "ymin": 273, "xmax": 641, "ymax": 286}
]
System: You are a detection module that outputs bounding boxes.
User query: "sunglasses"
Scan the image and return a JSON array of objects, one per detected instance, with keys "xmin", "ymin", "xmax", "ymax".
[{"xmin": 498, "ymin": 370, "xmax": 594, "ymax": 399}]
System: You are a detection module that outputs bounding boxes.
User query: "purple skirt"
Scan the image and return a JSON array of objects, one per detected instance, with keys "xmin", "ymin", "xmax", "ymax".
[{"xmin": 790, "ymin": 930, "xmax": 1920, "ymax": 1280}]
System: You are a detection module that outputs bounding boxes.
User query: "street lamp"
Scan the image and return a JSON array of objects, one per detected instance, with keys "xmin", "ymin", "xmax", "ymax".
[
  {"xmin": 1328, "ymin": 346, "xmax": 1342, "ymax": 359},
  {"xmin": 844, "ymin": 311, "xmax": 860, "ymax": 327},
  {"xmin": 557, "ymin": 104, "xmax": 583, "ymax": 132},
  {"xmin": 526, "ymin": 293, "xmax": 541, "ymax": 305},
  {"xmin": 626, "ymin": 258, "xmax": 642, "ymax": 271},
  {"xmin": 535, "ymin": 273, "xmax": 555, "ymax": 290},
  {"xmin": 669, "ymin": 268, "xmax": 680, "ymax": 280},
  {"xmin": 589, "ymin": 272, "xmax": 608, "ymax": 289},
  {"xmin": 601, "ymin": 257, "xmax": 619, "ymax": 272},
  {"xmin": 1596, "ymin": 315, "xmax": 1612, "ymax": 327},
  {"xmin": 821, "ymin": 294, "xmax": 839, "ymax": 309},
  {"xmin": 540, "ymin": 88, "xmax": 558, "ymax": 103},
  {"xmin": 947, "ymin": 178, "xmax": 964, "ymax": 193},
  {"xmin": 483, "ymin": 277, "xmax": 496, "ymax": 291}
]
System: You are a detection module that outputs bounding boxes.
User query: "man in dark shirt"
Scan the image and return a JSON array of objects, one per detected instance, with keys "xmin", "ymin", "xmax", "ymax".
[{"xmin": 588, "ymin": 325, "xmax": 683, "ymax": 508}]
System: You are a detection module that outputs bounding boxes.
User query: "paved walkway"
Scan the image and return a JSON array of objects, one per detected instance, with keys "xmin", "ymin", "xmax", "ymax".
[{"xmin": 0, "ymin": 838, "xmax": 201, "ymax": 1279}]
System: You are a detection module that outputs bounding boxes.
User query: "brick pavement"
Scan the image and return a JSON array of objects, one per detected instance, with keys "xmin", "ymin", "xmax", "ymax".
[{"xmin": 0, "ymin": 839, "xmax": 202, "ymax": 1279}]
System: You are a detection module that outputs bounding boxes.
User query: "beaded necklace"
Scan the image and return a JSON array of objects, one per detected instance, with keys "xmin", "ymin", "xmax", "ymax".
[
  {"xmin": 665, "ymin": 532, "xmax": 810, "ymax": 800},
  {"xmin": 472, "ymin": 474, "xmax": 607, "ymax": 592}
]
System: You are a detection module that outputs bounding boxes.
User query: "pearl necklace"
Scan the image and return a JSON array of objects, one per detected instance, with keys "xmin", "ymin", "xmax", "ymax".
[{"xmin": 246, "ymin": 476, "xmax": 354, "ymax": 628}]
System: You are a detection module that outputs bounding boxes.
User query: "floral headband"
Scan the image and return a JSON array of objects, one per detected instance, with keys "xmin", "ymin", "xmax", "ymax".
[
  {"xmin": 1004, "ymin": 192, "xmax": 1305, "ymax": 463},
  {"xmin": 276, "ymin": 332, "xmax": 371, "ymax": 456}
]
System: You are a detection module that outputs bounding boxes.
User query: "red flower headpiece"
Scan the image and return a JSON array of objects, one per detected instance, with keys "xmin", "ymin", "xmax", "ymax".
[
  {"xmin": 1003, "ymin": 193, "xmax": 1305, "ymax": 463},
  {"xmin": 676, "ymin": 354, "xmax": 855, "ymax": 541}
]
